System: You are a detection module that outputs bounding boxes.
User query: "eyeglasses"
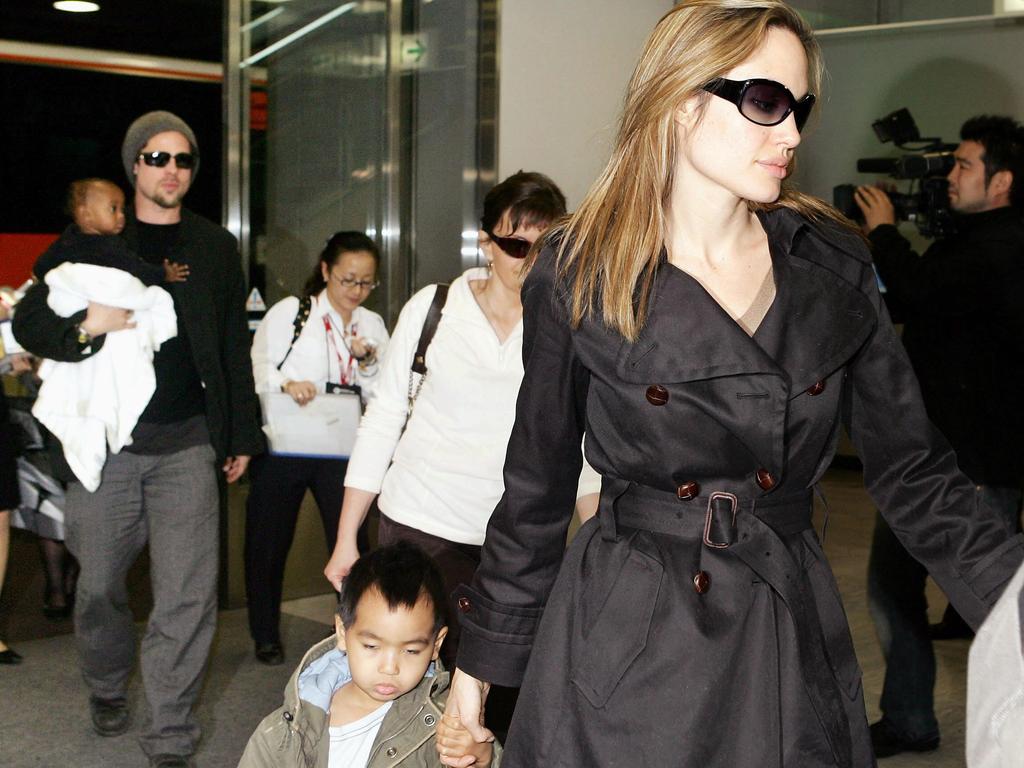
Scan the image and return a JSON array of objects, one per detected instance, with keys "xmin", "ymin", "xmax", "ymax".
[
  {"xmin": 329, "ymin": 273, "xmax": 379, "ymax": 292},
  {"xmin": 138, "ymin": 151, "xmax": 197, "ymax": 170},
  {"xmin": 703, "ymin": 77, "xmax": 815, "ymax": 132},
  {"xmin": 485, "ymin": 230, "xmax": 533, "ymax": 259}
]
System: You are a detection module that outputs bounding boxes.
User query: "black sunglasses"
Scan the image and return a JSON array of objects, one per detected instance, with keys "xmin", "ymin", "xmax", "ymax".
[
  {"xmin": 703, "ymin": 77, "xmax": 815, "ymax": 132},
  {"xmin": 138, "ymin": 151, "xmax": 197, "ymax": 170},
  {"xmin": 486, "ymin": 230, "xmax": 532, "ymax": 259}
]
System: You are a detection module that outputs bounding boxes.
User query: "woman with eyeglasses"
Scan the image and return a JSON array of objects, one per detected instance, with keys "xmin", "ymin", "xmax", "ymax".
[
  {"xmin": 324, "ymin": 172, "xmax": 600, "ymax": 676},
  {"xmin": 248, "ymin": 231, "xmax": 388, "ymax": 665},
  {"xmin": 434, "ymin": 3, "xmax": 1024, "ymax": 767}
]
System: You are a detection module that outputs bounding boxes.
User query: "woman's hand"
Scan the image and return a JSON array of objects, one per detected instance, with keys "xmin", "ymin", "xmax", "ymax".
[
  {"xmin": 324, "ymin": 536, "xmax": 360, "ymax": 591},
  {"xmin": 439, "ymin": 668, "xmax": 493, "ymax": 767},
  {"xmin": 349, "ymin": 335, "xmax": 377, "ymax": 366},
  {"xmin": 283, "ymin": 379, "xmax": 317, "ymax": 406}
]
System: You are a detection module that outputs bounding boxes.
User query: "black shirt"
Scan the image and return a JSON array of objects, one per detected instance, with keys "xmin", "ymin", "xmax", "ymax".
[{"xmin": 125, "ymin": 220, "xmax": 208, "ymax": 453}]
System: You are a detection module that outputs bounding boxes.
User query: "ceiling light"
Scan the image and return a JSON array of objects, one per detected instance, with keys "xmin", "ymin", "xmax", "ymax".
[{"xmin": 53, "ymin": 1, "xmax": 100, "ymax": 12}]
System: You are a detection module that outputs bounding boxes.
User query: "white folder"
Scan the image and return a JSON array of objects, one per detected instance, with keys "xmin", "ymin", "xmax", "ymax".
[{"xmin": 259, "ymin": 391, "xmax": 362, "ymax": 459}]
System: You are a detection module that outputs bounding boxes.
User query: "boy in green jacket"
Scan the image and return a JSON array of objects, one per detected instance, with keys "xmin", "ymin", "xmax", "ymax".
[{"xmin": 238, "ymin": 542, "xmax": 496, "ymax": 767}]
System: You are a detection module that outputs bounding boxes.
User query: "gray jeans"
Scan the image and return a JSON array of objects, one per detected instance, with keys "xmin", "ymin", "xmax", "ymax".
[{"xmin": 65, "ymin": 443, "xmax": 219, "ymax": 757}]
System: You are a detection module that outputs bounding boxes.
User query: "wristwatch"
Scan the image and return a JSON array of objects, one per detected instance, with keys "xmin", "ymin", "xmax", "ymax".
[{"xmin": 73, "ymin": 323, "xmax": 93, "ymax": 352}]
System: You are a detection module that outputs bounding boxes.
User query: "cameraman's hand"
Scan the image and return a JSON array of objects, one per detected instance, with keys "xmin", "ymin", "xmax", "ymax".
[{"xmin": 854, "ymin": 185, "xmax": 896, "ymax": 233}]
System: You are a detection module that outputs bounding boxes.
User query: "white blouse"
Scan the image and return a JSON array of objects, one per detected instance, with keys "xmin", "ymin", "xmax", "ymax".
[
  {"xmin": 345, "ymin": 267, "xmax": 600, "ymax": 545},
  {"xmin": 251, "ymin": 290, "xmax": 390, "ymax": 403}
]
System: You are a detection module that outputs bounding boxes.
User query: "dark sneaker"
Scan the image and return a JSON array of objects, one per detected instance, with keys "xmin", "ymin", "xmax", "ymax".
[
  {"xmin": 89, "ymin": 695, "xmax": 130, "ymax": 737},
  {"xmin": 929, "ymin": 617, "xmax": 974, "ymax": 641},
  {"xmin": 149, "ymin": 754, "xmax": 193, "ymax": 768},
  {"xmin": 870, "ymin": 719, "xmax": 940, "ymax": 758},
  {"xmin": 254, "ymin": 641, "xmax": 284, "ymax": 666}
]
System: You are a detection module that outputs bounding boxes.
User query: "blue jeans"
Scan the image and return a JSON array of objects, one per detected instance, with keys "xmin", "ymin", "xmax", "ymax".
[{"xmin": 867, "ymin": 485, "xmax": 1022, "ymax": 739}]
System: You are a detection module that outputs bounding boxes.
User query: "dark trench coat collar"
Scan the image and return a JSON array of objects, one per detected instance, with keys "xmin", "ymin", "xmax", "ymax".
[{"xmin": 616, "ymin": 207, "xmax": 876, "ymax": 396}]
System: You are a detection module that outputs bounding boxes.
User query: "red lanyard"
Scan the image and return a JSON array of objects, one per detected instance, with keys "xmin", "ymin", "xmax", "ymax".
[{"xmin": 322, "ymin": 314, "xmax": 355, "ymax": 385}]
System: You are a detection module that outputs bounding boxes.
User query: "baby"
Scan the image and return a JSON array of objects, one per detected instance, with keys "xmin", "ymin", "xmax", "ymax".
[{"xmin": 33, "ymin": 178, "xmax": 188, "ymax": 284}]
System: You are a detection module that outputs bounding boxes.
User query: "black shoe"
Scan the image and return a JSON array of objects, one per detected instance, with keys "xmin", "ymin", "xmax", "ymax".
[
  {"xmin": 929, "ymin": 617, "xmax": 974, "ymax": 641},
  {"xmin": 254, "ymin": 641, "xmax": 284, "ymax": 666},
  {"xmin": 0, "ymin": 647, "xmax": 22, "ymax": 665},
  {"xmin": 89, "ymin": 695, "xmax": 130, "ymax": 737},
  {"xmin": 870, "ymin": 719, "xmax": 940, "ymax": 758},
  {"xmin": 149, "ymin": 754, "xmax": 193, "ymax": 768},
  {"xmin": 42, "ymin": 599, "xmax": 73, "ymax": 620}
]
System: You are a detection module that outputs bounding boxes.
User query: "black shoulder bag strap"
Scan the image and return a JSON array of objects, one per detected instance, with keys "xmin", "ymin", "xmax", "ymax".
[
  {"xmin": 276, "ymin": 295, "xmax": 313, "ymax": 370},
  {"xmin": 407, "ymin": 283, "xmax": 449, "ymax": 411}
]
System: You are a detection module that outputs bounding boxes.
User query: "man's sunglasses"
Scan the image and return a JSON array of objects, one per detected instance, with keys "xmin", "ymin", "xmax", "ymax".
[
  {"xmin": 703, "ymin": 77, "xmax": 815, "ymax": 132},
  {"xmin": 485, "ymin": 230, "xmax": 532, "ymax": 259},
  {"xmin": 138, "ymin": 151, "xmax": 197, "ymax": 170}
]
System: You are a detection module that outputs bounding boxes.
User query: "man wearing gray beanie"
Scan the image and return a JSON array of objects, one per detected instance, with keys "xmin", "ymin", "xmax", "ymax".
[{"xmin": 13, "ymin": 111, "xmax": 262, "ymax": 768}]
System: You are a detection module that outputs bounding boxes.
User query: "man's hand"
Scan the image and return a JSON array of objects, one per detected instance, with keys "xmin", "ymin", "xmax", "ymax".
[
  {"xmin": 80, "ymin": 302, "xmax": 136, "ymax": 336},
  {"xmin": 854, "ymin": 185, "xmax": 897, "ymax": 233},
  {"xmin": 223, "ymin": 455, "xmax": 250, "ymax": 484}
]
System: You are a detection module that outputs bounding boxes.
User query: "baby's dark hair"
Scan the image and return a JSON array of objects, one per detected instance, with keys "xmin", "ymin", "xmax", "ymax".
[
  {"xmin": 66, "ymin": 178, "xmax": 121, "ymax": 218},
  {"xmin": 338, "ymin": 541, "xmax": 448, "ymax": 633}
]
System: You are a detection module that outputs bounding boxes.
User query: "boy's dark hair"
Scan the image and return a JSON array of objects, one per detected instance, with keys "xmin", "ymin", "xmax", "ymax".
[
  {"xmin": 960, "ymin": 115, "xmax": 1024, "ymax": 210},
  {"xmin": 66, "ymin": 178, "xmax": 120, "ymax": 218},
  {"xmin": 338, "ymin": 541, "xmax": 448, "ymax": 633}
]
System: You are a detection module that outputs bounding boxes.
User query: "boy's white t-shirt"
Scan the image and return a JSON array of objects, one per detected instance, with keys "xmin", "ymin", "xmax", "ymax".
[{"xmin": 327, "ymin": 701, "xmax": 393, "ymax": 768}]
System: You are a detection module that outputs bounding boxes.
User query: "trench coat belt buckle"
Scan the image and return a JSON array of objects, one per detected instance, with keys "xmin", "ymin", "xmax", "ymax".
[{"xmin": 703, "ymin": 492, "xmax": 738, "ymax": 549}]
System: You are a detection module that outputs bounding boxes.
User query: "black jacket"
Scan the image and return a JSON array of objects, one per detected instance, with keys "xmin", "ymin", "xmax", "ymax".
[
  {"xmin": 454, "ymin": 208, "xmax": 1024, "ymax": 767},
  {"xmin": 13, "ymin": 208, "xmax": 263, "ymax": 463},
  {"xmin": 870, "ymin": 207, "xmax": 1024, "ymax": 486}
]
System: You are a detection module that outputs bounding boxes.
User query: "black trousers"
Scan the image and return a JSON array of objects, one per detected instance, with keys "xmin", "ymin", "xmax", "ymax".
[
  {"xmin": 244, "ymin": 453, "xmax": 356, "ymax": 645},
  {"xmin": 377, "ymin": 513, "xmax": 517, "ymax": 739}
]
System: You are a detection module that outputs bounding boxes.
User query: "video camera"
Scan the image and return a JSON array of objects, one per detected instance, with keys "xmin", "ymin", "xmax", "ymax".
[{"xmin": 833, "ymin": 108, "xmax": 957, "ymax": 238}]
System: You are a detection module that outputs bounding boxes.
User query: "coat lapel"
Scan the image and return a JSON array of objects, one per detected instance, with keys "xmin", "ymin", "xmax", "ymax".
[{"xmin": 611, "ymin": 208, "xmax": 877, "ymax": 477}]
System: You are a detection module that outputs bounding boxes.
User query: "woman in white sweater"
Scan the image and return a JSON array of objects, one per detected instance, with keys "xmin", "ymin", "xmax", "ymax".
[
  {"xmin": 248, "ymin": 231, "xmax": 389, "ymax": 665},
  {"xmin": 324, "ymin": 173, "xmax": 599, "ymax": 667}
]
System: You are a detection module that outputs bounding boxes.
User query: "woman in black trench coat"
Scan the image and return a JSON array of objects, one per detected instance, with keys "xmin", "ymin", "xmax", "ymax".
[{"xmin": 434, "ymin": 2, "xmax": 1024, "ymax": 768}]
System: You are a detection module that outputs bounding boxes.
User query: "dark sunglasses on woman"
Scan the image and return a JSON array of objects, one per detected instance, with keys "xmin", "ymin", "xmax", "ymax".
[
  {"xmin": 486, "ymin": 230, "xmax": 532, "ymax": 259},
  {"xmin": 138, "ymin": 151, "xmax": 197, "ymax": 169},
  {"xmin": 703, "ymin": 77, "xmax": 815, "ymax": 132}
]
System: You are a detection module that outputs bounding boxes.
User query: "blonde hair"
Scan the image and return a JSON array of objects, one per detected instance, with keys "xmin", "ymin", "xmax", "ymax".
[{"xmin": 554, "ymin": 0, "xmax": 846, "ymax": 341}]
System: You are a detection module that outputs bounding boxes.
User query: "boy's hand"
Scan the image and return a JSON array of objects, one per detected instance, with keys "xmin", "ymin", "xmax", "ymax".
[
  {"xmin": 437, "ymin": 714, "xmax": 492, "ymax": 767},
  {"xmin": 163, "ymin": 259, "xmax": 190, "ymax": 282}
]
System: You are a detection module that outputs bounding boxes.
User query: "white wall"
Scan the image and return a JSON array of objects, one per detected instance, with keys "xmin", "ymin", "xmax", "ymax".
[
  {"xmin": 797, "ymin": 19, "xmax": 1024, "ymax": 211},
  {"xmin": 497, "ymin": 0, "xmax": 673, "ymax": 209}
]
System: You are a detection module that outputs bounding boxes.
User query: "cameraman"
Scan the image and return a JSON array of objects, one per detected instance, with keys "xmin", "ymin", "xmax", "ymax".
[{"xmin": 854, "ymin": 115, "xmax": 1024, "ymax": 758}]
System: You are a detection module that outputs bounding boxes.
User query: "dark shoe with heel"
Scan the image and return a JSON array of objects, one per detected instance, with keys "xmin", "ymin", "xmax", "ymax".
[
  {"xmin": 149, "ymin": 754, "xmax": 193, "ymax": 768},
  {"xmin": 870, "ymin": 719, "xmax": 940, "ymax": 758},
  {"xmin": 254, "ymin": 641, "xmax": 284, "ymax": 666},
  {"xmin": 89, "ymin": 696, "xmax": 130, "ymax": 737}
]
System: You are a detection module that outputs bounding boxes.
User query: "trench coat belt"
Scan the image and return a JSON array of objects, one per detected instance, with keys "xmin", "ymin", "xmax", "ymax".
[{"xmin": 598, "ymin": 478, "xmax": 854, "ymax": 768}]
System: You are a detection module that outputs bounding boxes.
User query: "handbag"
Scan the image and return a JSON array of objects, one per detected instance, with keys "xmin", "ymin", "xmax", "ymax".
[{"xmin": 407, "ymin": 284, "xmax": 449, "ymax": 414}]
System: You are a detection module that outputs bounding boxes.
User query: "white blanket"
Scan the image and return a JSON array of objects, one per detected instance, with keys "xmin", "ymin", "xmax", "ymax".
[{"xmin": 32, "ymin": 263, "xmax": 178, "ymax": 491}]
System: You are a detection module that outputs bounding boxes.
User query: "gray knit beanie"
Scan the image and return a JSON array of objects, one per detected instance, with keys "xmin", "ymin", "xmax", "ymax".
[{"xmin": 121, "ymin": 110, "xmax": 200, "ymax": 185}]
